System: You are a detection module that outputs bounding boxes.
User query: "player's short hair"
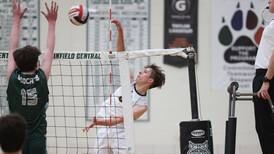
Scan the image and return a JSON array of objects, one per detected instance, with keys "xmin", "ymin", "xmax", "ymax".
[
  {"xmin": 145, "ymin": 64, "xmax": 165, "ymax": 89},
  {"xmin": 13, "ymin": 45, "xmax": 41, "ymax": 72},
  {"xmin": 0, "ymin": 113, "xmax": 27, "ymax": 152}
]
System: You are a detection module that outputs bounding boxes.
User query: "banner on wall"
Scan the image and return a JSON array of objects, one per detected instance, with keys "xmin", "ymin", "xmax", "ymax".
[
  {"xmin": 164, "ymin": 0, "xmax": 198, "ymax": 67},
  {"xmin": 212, "ymin": 0, "xmax": 267, "ymax": 90},
  {"xmin": 0, "ymin": 0, "xmax": 40, "ymax": 50}
]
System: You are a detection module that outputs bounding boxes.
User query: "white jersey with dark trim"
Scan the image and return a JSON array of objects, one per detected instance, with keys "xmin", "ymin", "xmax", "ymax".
[{"xmin": 97, "ymin": 83, "xmax": 147, "ymax": 118}]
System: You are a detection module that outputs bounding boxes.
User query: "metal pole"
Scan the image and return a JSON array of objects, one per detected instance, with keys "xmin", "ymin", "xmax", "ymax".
[
  {"xmin": 225, "ymin": 82, "xmax": 238, "ymax": 154},
  {"xmin": 187, "ymin": 51, "xmax": 199, "ymax": 120}
]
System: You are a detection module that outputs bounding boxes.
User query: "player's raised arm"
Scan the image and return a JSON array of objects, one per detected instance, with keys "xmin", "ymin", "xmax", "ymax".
[
  {"xmin": 111, "ymin": 19, "xmax": 125, "ymax": 52},
  {"xmin": 7, "ymin": 0, "xmax": 27, "ymax": 79},
  {"xmin": 82, "ymin": 116, "xmax": 123, "ymax": 133},
  {"xmin": 111, "ymin": 19, "xmax": 137, "ymax": 82},
  {"xmin": 40, "ymin": 1, "xmax": 58, "ymax": 80}
]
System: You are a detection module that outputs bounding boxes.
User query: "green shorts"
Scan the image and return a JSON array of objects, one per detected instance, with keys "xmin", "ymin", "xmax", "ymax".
[{"xmin": 23, "ymin": 132, "xmax": 46, "ymax": 154}]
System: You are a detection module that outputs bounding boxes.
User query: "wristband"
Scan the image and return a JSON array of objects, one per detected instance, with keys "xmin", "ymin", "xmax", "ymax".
[{"xmin": 263, "ymin": 76, "xmax": 271, "ymax": 82}]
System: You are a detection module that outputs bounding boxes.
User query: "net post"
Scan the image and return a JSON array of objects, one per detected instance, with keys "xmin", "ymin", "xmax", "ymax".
[
  {"xmin": 186, "ymin": 50, "xmax": 199, "ymax": 120},
  {"xmin": 119, "ymin": 59, "xmax": 135, "ymax": 154},
  {"xmin": 180, "ymin": 49, "xmax": 214, "ymax": 153}
]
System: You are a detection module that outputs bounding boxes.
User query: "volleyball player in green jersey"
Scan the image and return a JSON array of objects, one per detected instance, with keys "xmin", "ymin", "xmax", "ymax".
[{"xmin": 6, "ymin": 0, "xmax": 58, "ymax": 154}]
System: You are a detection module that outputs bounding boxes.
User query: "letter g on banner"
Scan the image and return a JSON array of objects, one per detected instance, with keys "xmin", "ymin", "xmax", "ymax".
[{"xmin": 172, "ymin": 0, "xmax": 191, "ymax": 15}]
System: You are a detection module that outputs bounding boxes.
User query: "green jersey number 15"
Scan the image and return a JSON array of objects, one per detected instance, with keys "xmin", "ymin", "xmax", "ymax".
[{"xmin": 21, "ymin": 88, "xmax": 38, "ymax": 106}]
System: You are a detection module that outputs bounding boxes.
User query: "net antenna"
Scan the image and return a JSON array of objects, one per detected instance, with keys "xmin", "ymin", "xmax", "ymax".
[{"xmin": 108, "ymin": 0, "xmax": 113, "ymax": 54}]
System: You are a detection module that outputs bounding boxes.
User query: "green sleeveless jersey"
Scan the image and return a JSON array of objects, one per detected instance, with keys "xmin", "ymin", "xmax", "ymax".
[{"xmin": 7, "ymin": 68, "xmax": 49, "ymax": 135}]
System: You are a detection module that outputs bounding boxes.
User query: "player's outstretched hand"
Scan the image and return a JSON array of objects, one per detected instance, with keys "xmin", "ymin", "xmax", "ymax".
[
  {"xmin": 111, "ymin": 19, "xmax": 122, "ymax": 29},
  {"xmin": 82, "ymin": 123, "xmax": 94, "ymax": 133},
  {"xmin": 41, "ymin": 1, "xmax": 58, "ymax": 23},
  {"xmin": 12, "ymin": 0, "xmax": 27, "ymax": 20},
  {"xmin": 82, "ymin": 117, "xmax": 96, "ymax": 133}
]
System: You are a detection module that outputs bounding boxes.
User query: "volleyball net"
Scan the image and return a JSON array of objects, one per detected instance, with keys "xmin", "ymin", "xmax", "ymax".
[{"xmin": 0, "ymin": 48, "xmax": 190, "ymax": 154}]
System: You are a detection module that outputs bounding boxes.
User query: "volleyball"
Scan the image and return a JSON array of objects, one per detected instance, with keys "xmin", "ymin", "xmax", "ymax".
[{"xmin": 68, "ymin": 4, "xmax": 89, "ymax": 26}]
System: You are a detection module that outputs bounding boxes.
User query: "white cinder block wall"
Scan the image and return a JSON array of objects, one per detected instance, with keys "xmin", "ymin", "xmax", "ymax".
[{"xmin": 39, "ymin": 0, "xmax": 262, "ymax": 154}]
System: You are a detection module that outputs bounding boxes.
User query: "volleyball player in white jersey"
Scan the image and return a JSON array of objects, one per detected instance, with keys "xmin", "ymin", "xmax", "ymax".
[
  {"xmin": 253, "ymin": 0, "xmax": 274, "ymax": 153},
  {"xmin": 83, "ymin": 19, "xmax": 165, "ymax": 154}
]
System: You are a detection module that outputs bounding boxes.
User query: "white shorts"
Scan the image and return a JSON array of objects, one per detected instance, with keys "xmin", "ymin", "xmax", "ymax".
[{"xmin": 93, "ymin": 127, "xmax": 128, "ymax": 154}]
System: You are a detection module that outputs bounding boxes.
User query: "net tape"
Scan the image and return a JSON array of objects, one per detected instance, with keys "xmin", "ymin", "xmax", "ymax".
[{"xmin": 0, "ymin": 47, "xmax": 192, "ymax": 61}]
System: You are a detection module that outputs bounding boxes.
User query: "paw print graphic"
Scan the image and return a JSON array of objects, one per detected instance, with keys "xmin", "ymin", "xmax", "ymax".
[{"xmin": 218, "ymin": 2, "xmax": 264, "ymax": 65}]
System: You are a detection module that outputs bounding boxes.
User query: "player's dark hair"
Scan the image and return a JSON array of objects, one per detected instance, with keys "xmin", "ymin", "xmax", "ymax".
[
  {"xmin": 13, "ymin": 45, "xmax": 41, "ymax": 72},
  {"xmin": 145, "ymin": 64, "xmax": 165, "ymax": 89},
  {"xmin": 0, "ymin": 113, "xmax": 27, "ymax": 152}
]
